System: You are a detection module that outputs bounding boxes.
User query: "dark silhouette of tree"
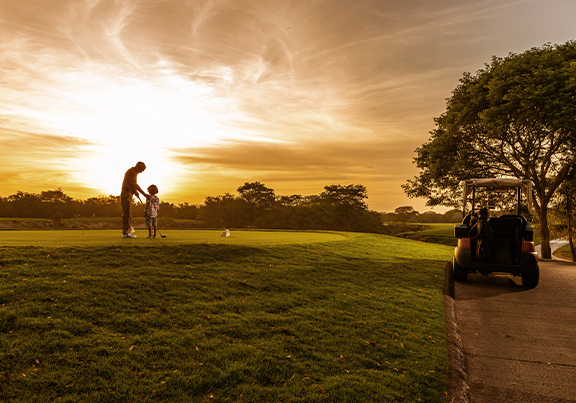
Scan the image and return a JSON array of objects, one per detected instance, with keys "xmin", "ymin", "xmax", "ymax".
[
  {"xmin": 199, "ymin": 193, "xmax": 245, "ymax": 228},
  {"xmin": 81, "ymin": 195, "xmax": 121, "ymax": 217},
  {"xmin": 394, "ymin": 206, "xmax": 416, "ymax": 225},
  {"xmin": 317, "ymin": 184, "xmax": 375, "ymax": 231},
  {"xmin": 0, "ymin": 183, "xmax": 392, "ymax": 234},
  {"xmin": 237, "ymin": 182, "xmax": 275, "ymax": 227},
  {"xmin": 7, "ymin": 191, "xmax": 44, "ymax": 218},
  {"xmin": 172, "ymin": 202, "xmax": 199, "ymax": 220},
  {"xmin": 320, "ymin": 184, "xmax": 368, "ymax": 210},
  {"xmin": 41, "ymin": 188, "xmax": 76, "ymax": 218}
]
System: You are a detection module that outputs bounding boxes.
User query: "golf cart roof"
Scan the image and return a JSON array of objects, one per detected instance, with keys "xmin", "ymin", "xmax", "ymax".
[{"xmin": 460, "ymin": 178, "xmax": 534, "ymax": 210}]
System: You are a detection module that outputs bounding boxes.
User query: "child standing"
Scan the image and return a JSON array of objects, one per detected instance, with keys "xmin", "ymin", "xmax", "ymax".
[{"xmin": 145, "ymin": 185, "xmax": 160, "ymax": 238}]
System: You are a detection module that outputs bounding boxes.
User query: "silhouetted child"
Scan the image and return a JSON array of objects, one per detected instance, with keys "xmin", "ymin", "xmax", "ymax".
[{"xmin": 145, "ymin": 185, "xmax": 159, "ymax": 238}]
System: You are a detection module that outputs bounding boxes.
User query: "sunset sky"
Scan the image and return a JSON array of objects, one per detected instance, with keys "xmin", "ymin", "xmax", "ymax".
[{"xmin": 1, "ymin": 0, "xmax": 575, "ymax": 212}]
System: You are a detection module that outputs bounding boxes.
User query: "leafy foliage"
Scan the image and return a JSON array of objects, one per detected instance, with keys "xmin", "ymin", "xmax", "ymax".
[
  {"xmin": 237, "ymin": 182, "xmax": 276, "ymax": 227},
  {"xmin": 404, "ymin": 41, "xmax": 576, "ymax": 257}
]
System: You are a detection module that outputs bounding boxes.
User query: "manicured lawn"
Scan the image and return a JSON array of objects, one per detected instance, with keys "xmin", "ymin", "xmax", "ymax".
[
  {"xmin": 0, "ymin": 230, "xmax": 452, "ymax": 402},
  {"xmin": 554, "ymin": 244, "xmax": 574, "ymax": 261},
  {"xmin": 0, "ymin": 229, "xmax": 346, "ymax": 247},
  {"xmin": 398, "ymin": 224, "xmax": 457, "ymax": 247},
  {"xmin": 411, "ymin": 224, "xmax": 454, "ymax": 237}
]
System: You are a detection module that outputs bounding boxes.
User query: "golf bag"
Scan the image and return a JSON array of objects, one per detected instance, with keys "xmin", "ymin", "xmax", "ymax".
[{"xmin": 471, "ymin": 215, "xmax": 495, "ymax": 263}]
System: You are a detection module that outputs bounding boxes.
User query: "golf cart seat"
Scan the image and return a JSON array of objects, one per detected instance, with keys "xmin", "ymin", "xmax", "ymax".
[
  {"xmin": 489, "ymin": 215, "xmax": 524, "ymax": 239},
  {"xmin": 488, "ymin": 216, "xmax": 524, "ymax": 265}
]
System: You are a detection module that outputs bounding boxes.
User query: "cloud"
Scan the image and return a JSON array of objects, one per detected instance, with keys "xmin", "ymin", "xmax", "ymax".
[
  {"xmin": 1, "ymin": 0, "xmax": 575, "ymax": 211},
  {"xmin": 173, "ymin": 138, "xmax": 403, "ymax": 175},
  {"xmin": 0, "ymin": 128, "xmax": 96, "ymax": 197},
  {"xmin": 167, "ymin": 137, "xmax": 422, "ymax": 210}
]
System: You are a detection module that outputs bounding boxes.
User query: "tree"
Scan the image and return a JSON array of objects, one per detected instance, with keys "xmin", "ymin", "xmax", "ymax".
[
  {"xmin": 41, "ymin": 188, "xmax": 76, "ymax": 218},
  {"xmin": 277, "ymin": 194, "xmax": 305, "ymax": 207},
  {"xmin": 237, "ymin": 182, "xmax": 275, "ymax": 226},
  {"xmin": 82, "ymin": 195, "xmax": 121, "ymax": 217},
  {"xmin": 199, "ymin": 193, "xmax": 245, "ymax": 228},
  {"xmin": 443, "ymin": 209, "xmax": 464, "ymax": 223},
  {"xmin": 550, "ymin": 165, "xmax": 576, "ymax": 261},
  {"xmin": 394, "ymin": 206, "xmax": 417, "ymax": 225},
  {"xmin": 318, "ymin": 184, "xmax": 372, "ymax": 231},
  {"xmin": 7, "ymin": 191, "xmax": 44, "ymax": 218},
  {"xmin": 403, "ymin": 41, "xmax": 576, "ymax": 258},
  {"xmin": 320, "ymin": 184, "xmax": 368, "ymax": 210},
  {"xmin": 173, "ymin": 202, "xmax": 199, "ymax": 220}
]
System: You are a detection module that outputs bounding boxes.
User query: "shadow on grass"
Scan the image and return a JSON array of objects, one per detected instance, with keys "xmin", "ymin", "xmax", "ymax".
[{"xmin": 0, "ymin": 239, "xmax": 452, "ymax": 403}]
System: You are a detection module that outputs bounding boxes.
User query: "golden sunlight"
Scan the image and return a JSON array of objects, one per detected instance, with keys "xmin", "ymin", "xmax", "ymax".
[
  {"xmin": 1, "ymin": 0, "xmax": 574, "ymax": 211},
  {"xmin": 34, "ymin": 67, "xmax": 256, "ymax": 198}
]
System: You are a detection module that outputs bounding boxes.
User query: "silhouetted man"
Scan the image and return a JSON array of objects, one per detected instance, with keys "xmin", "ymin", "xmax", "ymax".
[{"xmin": 121, "ymin": 161, "xmax": 149, "ymax": 238}]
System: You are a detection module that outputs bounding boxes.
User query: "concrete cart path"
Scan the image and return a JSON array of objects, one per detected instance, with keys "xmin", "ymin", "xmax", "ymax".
[
  {"xmin": 454, "ymin": 260, "xmax": 576, "ymax": 402},
  {"xmin": 535, "ymin": 239, "xmax": 569, "ymax": 260}
]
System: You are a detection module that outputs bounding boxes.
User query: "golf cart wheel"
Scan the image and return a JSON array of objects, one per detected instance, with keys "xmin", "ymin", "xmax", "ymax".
[
  {"xmin": 452, "ymin": 258, "xmax": 468, "ymax": 282},
  {"xmin": 521, "ymin": 266, "xmax": 539, "ymax": 288}
]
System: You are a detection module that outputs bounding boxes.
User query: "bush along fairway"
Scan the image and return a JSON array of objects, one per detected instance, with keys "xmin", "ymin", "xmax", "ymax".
[{"xmin": 0, "ymin": 231, "xmax": 453, "ymax": 402}]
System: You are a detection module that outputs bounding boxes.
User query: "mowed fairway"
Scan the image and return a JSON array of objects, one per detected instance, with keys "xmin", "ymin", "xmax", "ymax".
[
  {"xmin": 0, "ymin": 230, "xmax": 453, "ymax": 402},
  {"xmin": 0, "ymin": 229, "xmax": 347, "ymax": 247}
]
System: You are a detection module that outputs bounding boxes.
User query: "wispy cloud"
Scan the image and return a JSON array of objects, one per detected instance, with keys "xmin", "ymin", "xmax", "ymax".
[
  {"xmin": 0, "ymin": 128, "xmax": 95, "ymax": 196},
  {"xmin": 0, "ymin": 0, "xmax": 574, "ymax": 210},
  {"xmin": 170, "ymin": 136, "xmax": 423, "ymax": 207}
]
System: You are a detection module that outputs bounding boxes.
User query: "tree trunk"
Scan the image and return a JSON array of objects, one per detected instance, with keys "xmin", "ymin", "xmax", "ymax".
[
  {"xmin": 567, "ymin": 203, "xmax": 576, "ymax": 262},
  {"xmin": 539, "ymin": 206, "xmax": 552, "ymax": 259}
]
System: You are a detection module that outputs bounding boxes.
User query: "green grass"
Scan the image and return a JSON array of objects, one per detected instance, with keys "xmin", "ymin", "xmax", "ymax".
[
  {"xmin": 0, "ymin": 218, "xmax": 49, "ymax": 222},
  {"xmin": 397, "ymin": 224, "xmax": 457, "ymax": 247},
  {"xmin": 0, "ymin": 229, "xmax": 346, "ymax": 247},
  {"xmin": 0, "ymin": 230, "xmax": 452, "ymax": 402},
  {"xmin": 554, "ymin": 244, "xmax": 574, "ymax": 261}
]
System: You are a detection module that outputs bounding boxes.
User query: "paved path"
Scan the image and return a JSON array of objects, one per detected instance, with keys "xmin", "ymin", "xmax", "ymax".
[
  {"xmin": 453, "ymin": 260, "xmax": 576, "ymax": 402},
  {"xmin": 535, "ymin": 239, "xmax": 569, "ymax": 260}
]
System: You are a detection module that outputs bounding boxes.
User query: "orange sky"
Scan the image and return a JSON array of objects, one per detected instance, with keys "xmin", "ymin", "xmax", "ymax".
[{"xmin": 1, "ymin": 0, "xmax": 575, "ymax": 212}]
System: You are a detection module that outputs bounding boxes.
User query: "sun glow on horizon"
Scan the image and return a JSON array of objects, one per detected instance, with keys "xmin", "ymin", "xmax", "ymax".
[
  {"xmin": 81, "ymin": 146, "xmax": 181, "ymax": 198},
  {"xmin": 14, "ymin": 64, "xmax": 275, "ymax": 199},
  {"xmin": 2, "ymin": 1, "xmax": 575, "ymax": 211}
]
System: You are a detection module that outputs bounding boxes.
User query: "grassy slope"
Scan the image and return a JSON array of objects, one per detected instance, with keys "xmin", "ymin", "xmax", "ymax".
[
  {"xmin": 397, "ymin": 224, "xmax": 457, "ymax": 247},
  {"xmin": 554, "ymin": 244, "xmax": 574, "ymax": 261},
  {"xmin": 0, "ymin": 231, "xmax": 452, "ymax": 402}
]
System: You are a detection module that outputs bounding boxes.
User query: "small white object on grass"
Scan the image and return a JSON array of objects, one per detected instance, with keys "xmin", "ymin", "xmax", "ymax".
[{"xmin": 221, "ymin": 229, "xmax": 230, "ymax": 237}]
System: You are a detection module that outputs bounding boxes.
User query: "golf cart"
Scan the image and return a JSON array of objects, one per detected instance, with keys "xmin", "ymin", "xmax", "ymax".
[{"xmin": 453, "ymin": 178, "xmax": 539, "ymax": 288}]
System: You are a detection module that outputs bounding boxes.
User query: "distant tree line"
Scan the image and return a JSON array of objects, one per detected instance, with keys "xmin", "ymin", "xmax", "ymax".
[
  {"xmin": 382, "ymin": 206, "xmax": 463, "ymax": 224},
  {"xmin": 200, "ymin": 182, "xmax": 383, "ymax": 232},
  {"xmin": 0, "ymin": 189, "xmax": 199, "ymax": 221},
  {"xmin": 0, "ymin": 183, "xmax": 387, "ymax": 233},
  {"xmin": 0, "ymin": 184, "xmax": 467, "ymax": 232}
]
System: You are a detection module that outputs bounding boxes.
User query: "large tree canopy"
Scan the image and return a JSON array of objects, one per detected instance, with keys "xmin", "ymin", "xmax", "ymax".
[{"xmin": 403, "ymin": 41, "xmax": 576, "ymax": 258}]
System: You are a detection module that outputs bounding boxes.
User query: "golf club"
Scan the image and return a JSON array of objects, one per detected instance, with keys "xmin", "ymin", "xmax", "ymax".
[{"xmin": 136, "ymin": 194, "xmax": 166, "ymax": 238}]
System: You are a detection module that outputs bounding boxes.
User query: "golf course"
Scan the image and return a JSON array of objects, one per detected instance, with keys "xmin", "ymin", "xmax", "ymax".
[{"xmin": 1, "ymin": 228, "xmax": 453, "ymax": 402}]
